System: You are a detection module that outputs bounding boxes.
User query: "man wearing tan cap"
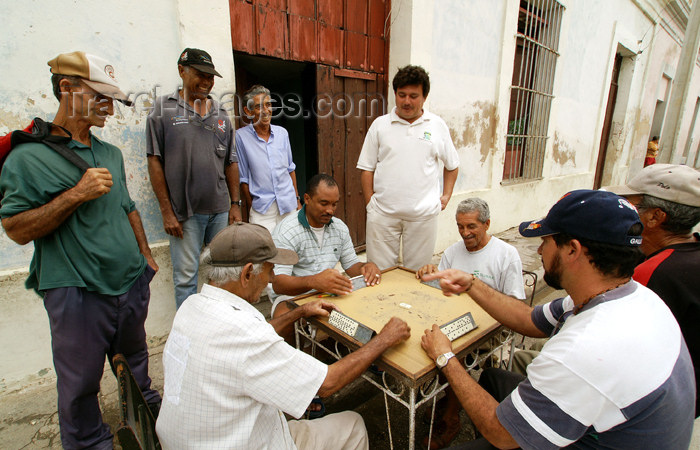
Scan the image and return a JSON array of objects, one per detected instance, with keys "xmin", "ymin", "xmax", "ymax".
[
  {"xmin": 156, "ymin": 222, "xmax": 410, "ymax": 449},
  {"xmin": 608, "ymin": 163, "xmax": 700, "ymax": 417},
  {"xmin": 146, "ymin": 48, "xmax": 241, "ymax": 309},
  {"xmin": 0, "ymin": 51, "xmax": 161, "ymax": 449}
]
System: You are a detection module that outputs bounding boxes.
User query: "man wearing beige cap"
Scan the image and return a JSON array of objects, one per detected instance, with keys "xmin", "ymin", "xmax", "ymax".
[
  {"xmin": 608, "ymin": 163, "xmax": 700, "ymax": 417},
  {"xmin": 0, "ymin": 51, "xmax": 161, "ymax": 449},
  {"xmin": 156, "ymin": 222, "xmax": 410, "ymax": 449}
]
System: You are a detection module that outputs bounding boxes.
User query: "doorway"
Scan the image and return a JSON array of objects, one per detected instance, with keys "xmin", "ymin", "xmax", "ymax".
[
  {"xmin": 233, "ymin": 52, "xmax": 318, "ymax": 199},
  {"xmin": 594, "ymin": 54, "xmax": 622, "ymax": 189}
]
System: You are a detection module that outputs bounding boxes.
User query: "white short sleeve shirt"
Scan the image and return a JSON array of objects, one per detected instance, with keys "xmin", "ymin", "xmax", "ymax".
[
  {"xmin": 438, "ymin": 236, "xmax": 525, "ymax": 299},
  {"xmin": 156, "ymin": 284, "xmax": 328, "ymax": 449},
  {"xmin": 357, "ymin": 107, "xmax": 460, "ymax": 220}
]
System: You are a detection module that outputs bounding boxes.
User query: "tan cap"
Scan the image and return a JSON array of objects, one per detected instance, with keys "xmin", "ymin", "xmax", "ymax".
[
  {"xmin": 606, "ymin": 164, "xmax": 700, "ymax": 207},
  {"xmin": 209, "ymin": 222, "xmax": 299, "ymax": 267},
  {"xmin": 47, "ymin": 51, "xmax": 131, "ymax": 105}
]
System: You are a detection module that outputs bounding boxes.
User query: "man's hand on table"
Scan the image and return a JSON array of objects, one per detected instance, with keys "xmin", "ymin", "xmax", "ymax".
[
  {"xmin": 360, "ymin": 262, "xmax": 382, "ymax": 286},
  {"xmin": 312, "ymin": 268, "xmax": 353, "ymax": 296},
  {"xmin": 415, "ymin": 264, "xmax": 438, "ymax": 279},
  {"xmin": 421, "ymin": 269, "xmax": 475, "ymax": 296},
  {"xmin": 377, "ymin": 317, "xmax": 411, "ymax": 347},
  {"xmin": 300, "ymin": 299, "xmax": 338, "ymax": 319},
  {"xmin": 421, "ymin": 324, "xmax": 453, "ymax": 360}
]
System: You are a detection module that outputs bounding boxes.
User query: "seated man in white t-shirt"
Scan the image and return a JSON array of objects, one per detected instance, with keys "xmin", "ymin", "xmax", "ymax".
[
  {"xmin": 416, "ymin": 197, "xmax": 525, "ymax": 449},
  {"xmin": 417, "ymin": 198, "xmax": 525, "ymax": 299}
]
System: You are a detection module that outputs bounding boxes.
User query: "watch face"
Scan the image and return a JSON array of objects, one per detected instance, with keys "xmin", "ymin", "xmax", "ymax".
[{"xmin": 437, "ymin": 354, "xmax": 447, "ymax": 368}]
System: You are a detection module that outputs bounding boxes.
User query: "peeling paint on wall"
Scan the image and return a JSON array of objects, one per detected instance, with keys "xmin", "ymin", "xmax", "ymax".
[
  {"xmin": 551, "ymin": 132, "xmax": 577, "ymax": 167},
  {"xmin": 448, "ymin": 101, "xmax": 498, "ymax": 164}
]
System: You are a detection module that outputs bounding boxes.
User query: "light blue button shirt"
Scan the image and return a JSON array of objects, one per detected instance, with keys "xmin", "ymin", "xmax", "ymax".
[{"xmin": 235, "ymin": 124, "xmax": 297, "ymax": 215}]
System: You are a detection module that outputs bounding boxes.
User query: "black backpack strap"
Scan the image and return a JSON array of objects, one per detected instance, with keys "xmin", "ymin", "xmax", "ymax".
[
  {"xmin": 42, "ymin": 139, "xmax": 91, "ymax": 172},
  {"xmin": 11, "ymin": 118, "xmax": 91, "ymax": 172}
]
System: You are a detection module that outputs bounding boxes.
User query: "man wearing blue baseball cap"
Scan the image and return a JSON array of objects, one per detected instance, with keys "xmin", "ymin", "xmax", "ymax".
[{"xmin": 419, "ymin": 190, "xmax": 695, "ymax": 449}]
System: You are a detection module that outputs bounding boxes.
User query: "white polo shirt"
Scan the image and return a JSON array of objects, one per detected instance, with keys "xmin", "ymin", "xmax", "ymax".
[{"xmin": 357, "ymin": 107, "xmax": 460, "ymax": 220}]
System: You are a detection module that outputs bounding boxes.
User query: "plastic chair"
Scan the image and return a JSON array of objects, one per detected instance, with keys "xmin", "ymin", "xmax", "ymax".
[{"xmin": 113, "ymin": 354, "xmax": 161, "ymax": 450}]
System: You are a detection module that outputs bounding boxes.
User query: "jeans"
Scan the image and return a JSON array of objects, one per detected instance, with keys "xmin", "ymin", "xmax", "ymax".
[{"xmin": 169, "ymin": 212, "xmax": 228, "ymax": 308}]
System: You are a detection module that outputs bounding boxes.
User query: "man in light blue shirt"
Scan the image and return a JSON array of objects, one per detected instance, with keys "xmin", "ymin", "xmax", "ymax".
[{"xmin": 237, "ymin": 85, "xmax": 301, "ymax": 232}]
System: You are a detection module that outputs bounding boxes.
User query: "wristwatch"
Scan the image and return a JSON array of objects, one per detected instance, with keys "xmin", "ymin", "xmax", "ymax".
[
  {"xmin": 231, "ymin": 200, "xmax": 242, "ymax": 206},
  {"xmin": 436, "ymin": 351, "xmax": 455, "ymax": 369}
]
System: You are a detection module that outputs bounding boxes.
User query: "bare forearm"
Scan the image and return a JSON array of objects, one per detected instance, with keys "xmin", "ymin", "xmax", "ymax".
[
  {"xmin": 241, "ymin": 183, "xmax": 252, "ymax": 211},
  {"xmin": 272, "ymin": 274, "xmax": 316, "ymax": 296},
  {"xmin": 127, "ymin": 209, "xmax": 152, "ymax": 258},
  {"xmin": 441, "ymin": 359, "xmax": 519, "ymax": 448},
  {"xmin": 147, "ymin": 156, "xmax": 174, "ymax": 214},
  {"xmin": 290, "ymin": 170, "xmax": 299, "ymax": 197},
  {"xmin": 345, "ymin": 262, "xmax": 364, "ymax": 278},
  {"xmin": 268, "ymin": 304, "xmax": 305, "ymax": 335},
  {"xmin": 1, "ymin": 189, "xmax": 84, "ymax": 245},
  {"xmin": 360, "ymin": 170, "xmax": 374, "ymax": 205},
  {"xmin": 469, "ymin": 279, "xmax": 545, "ymax": 338},
  {"xmin": 442, "ymin": 167, "xmax": 458, "ymax": 197},
  {"xmin": 319, "ymin": 333, "xmax": 393, "ymax": 397},
  {"xmin": 225, "ymin": 163, "xmax": 240, "ymax": 202}
]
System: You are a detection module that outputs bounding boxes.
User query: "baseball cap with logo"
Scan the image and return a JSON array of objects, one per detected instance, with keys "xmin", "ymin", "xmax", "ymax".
[
  {"xmin": 47, "ymin": 51, "xmax": 131, "ymax": 105},
  {"xmin": 177, "ymin": 48, "xmax": 222, "ymax": 77},
  {"xmin": 519, "ymin": 189, "xmax": 643, "ymax": 247},
  {"xmin": 209, "ymin": 222, "xmax": 298, "ymax": 267},
  {"xmin": 605, "ymin": 164, "xmax": 700, "ymax": 207}
]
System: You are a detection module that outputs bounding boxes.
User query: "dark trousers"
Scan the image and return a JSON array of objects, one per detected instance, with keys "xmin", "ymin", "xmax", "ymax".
[
  {"xmin": 43, "ymin": 265, "xmax": 161, "ymax": 450},
  {"xmin": 448, "ymin": 368, "xmax": 526, "ymax": 450}
]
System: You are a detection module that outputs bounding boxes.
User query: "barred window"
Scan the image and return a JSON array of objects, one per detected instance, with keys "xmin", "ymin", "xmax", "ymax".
[{"xmin": 503, "ymin": 0, "xmax": 564, "ymax": 182}]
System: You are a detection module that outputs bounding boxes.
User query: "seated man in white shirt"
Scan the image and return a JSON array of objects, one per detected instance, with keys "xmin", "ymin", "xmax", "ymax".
[
  {"xmin": 156, "ymin": 222, "xmax": 410, "ymax": 449},
  {"xmin": 416, "ymin": 198, "xmax": 525, "ymax": 449},
  {"xmin": 416, "ymin": 198, "xmax": 525, "ymax": 299}
]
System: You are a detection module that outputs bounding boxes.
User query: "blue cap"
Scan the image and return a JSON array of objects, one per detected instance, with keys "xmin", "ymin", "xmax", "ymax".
[{"xmin": 519, "ymin": 190, "xmax": 643, "ymax": 246}]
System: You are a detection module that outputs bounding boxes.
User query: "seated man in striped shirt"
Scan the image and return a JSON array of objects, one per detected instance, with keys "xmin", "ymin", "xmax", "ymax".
[
  {"xmin": 271, "ymin": 173, "xmax": 381, "ymax": 343},
  {"xmin": 421, "ymin": 190, "xmax": 695, "ymax": 449}
]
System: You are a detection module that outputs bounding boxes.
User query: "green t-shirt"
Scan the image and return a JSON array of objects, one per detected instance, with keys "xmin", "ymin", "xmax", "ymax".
[{"xmin": 0, "ymin": 135, "xmax": 146, "ymax": 296}]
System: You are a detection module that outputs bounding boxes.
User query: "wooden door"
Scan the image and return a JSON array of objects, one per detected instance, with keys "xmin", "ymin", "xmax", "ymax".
[{"xmin": 316, "ymin": 66, "xmax": 386, "ymax": 248}]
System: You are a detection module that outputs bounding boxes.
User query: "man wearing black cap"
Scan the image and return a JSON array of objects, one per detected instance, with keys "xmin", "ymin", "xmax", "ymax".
[
  {"xmin": 146, "ymin": 48, "xmax": 242, "ymax": 309},
  {"xmin": 156, "ymin": 222, "xmax": 410, "ymax": 449},
  {"xmin": 0, "ymin": 51, "xmax": 161, "ymax": 449},
  {"xmin": 419, "ymin": 190, "xmax": 695, "ymax": 449}
]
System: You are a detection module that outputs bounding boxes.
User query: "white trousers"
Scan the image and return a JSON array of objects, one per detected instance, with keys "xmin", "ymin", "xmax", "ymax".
[
  {"xmin": 249, "ymin": 200, "xmax": 295, "ymax": 234},
  {"xmin": 365, "ymin": 202, "xmax": 438, "ymax": 271},
  {"xmin": 288, "ymin": 411, "xmax": 369, "ymax": 450}
]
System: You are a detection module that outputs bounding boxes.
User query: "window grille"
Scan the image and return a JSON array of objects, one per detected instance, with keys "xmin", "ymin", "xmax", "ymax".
[{"xmin": 503, "ymin": 0, "xmax": 564, "ymax": 182}]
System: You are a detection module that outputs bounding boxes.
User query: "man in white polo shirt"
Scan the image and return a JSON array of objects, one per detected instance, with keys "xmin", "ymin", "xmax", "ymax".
[{"xmin": 357, "ymin": 65, "xmax": 460, "ymax": 270}]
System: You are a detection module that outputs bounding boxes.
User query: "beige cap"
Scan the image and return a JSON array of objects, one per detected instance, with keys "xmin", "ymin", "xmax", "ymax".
[
  {"xmin": 47, "ymin": 51, "xmax": 131, "ymax": 105},
  {"xmin": 606, "ymin": 164, "xmax": 700, "ymax": 207},
  {"xmin": 209, "ymin": 222, "xmax": 299, "ymax": 267}
]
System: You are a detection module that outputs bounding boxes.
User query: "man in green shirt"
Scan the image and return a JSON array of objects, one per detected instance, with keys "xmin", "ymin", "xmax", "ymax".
[{"xmin": 0, "ymin": 51, "xmax": 161, "ymax": 450}]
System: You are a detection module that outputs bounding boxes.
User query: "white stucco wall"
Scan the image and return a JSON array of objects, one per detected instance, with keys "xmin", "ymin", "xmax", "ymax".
[
  {"xmin": 0, "ymin": 0, "xmax": 235, "ymax": 392},
  {"xmin": 387, "ymin": 0, "xmax": 700, "ymax": 252}
]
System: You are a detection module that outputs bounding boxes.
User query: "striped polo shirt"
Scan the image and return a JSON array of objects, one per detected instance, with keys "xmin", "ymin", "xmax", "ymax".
[
  {"xmin": 497, "ymin": 281, "xmax": 695, "ymax": 449},
  {"xmin": 270, "ymin": 206, "xmax": 359, "ymax": 300}
]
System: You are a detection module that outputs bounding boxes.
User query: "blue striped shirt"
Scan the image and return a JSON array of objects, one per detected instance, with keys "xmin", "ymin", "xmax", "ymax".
[{"xmin": 270, "ymin": 207, "xmax": 359, "ymax": 300}]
